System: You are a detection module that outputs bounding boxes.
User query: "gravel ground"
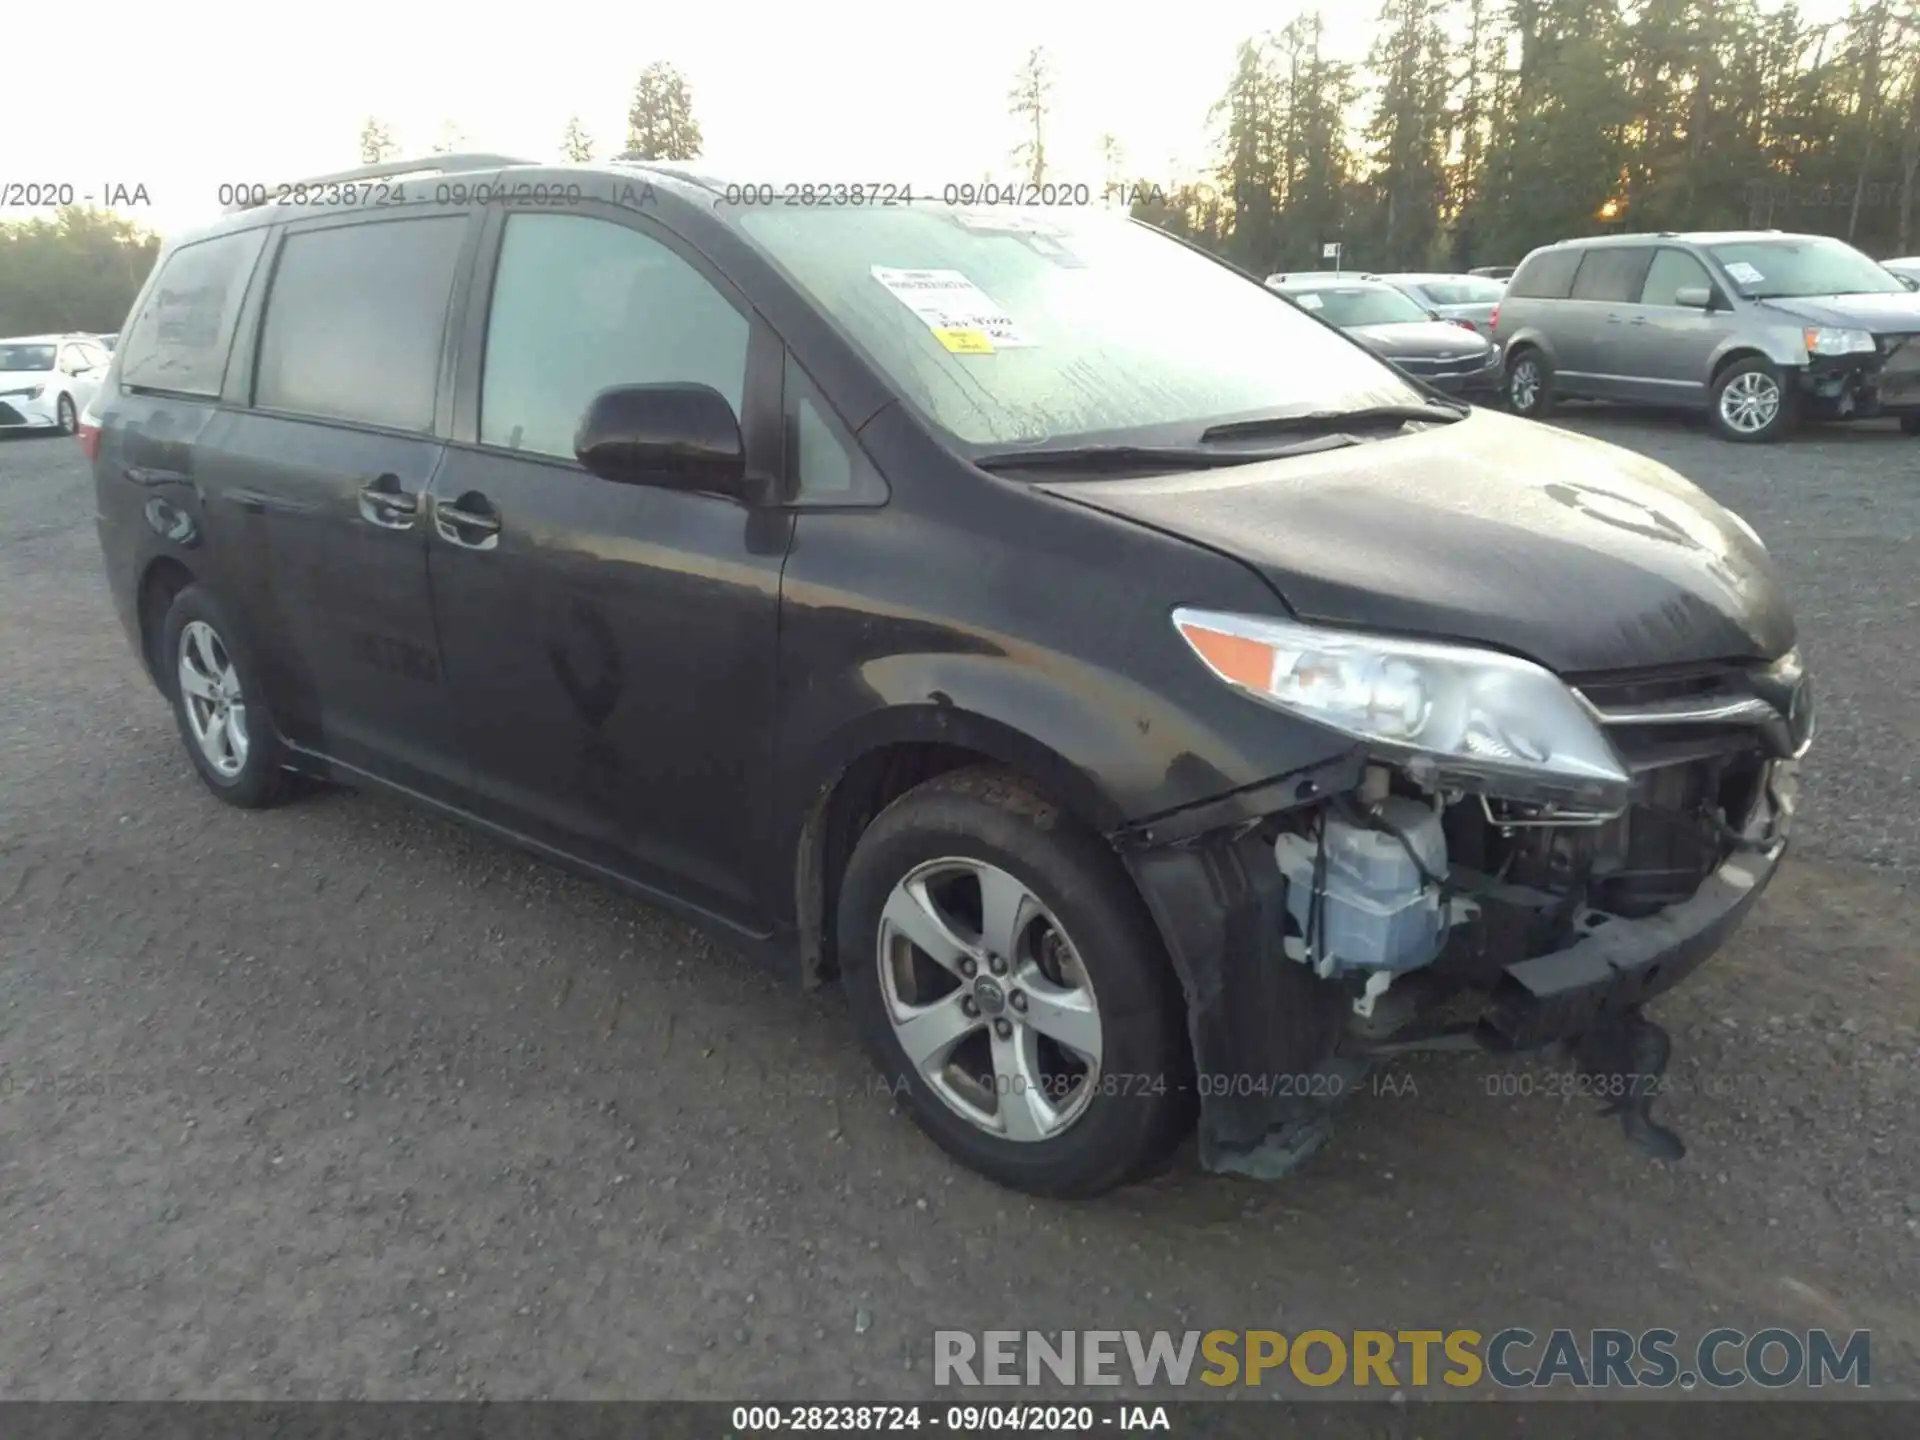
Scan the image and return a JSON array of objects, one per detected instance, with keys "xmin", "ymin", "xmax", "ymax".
[{"xmin": 1, "ymin": 410, "xmax": 1916, "ymax": 1402}]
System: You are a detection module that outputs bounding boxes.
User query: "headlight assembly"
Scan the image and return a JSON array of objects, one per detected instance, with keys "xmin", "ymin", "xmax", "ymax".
[
  {"xmin": 1172, "ymin": 608, "xmax": 1632, "ymax": 808},
  {"xmin": 1802, "ymin": 327, "xmax": 1876, "ymax": 357}
]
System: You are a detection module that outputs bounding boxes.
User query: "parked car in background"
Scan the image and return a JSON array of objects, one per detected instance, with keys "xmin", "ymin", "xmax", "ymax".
[
  {"xmin": 1374, "ymin": 272, "xmax": 1507, "ymax": 336},
  {"xmin": 0, "ymin": 334, "xmax": 112, "ymax": 435},
  {"xmin": 90, "ymin": 154, "xmax": 1810, "ymax": 1198},
  {"xmin": 1494, "ymin": 230, "xmax": 1920, "ymax": 442},
  {"xmin": 1269, "ymin": 274, "xmax": 1504, "ymax": 400},
  {"xmin": 1883, "ymin": 257, "xmax": 1920, "ymax": 286},
  {"xmin": 1469, "ymin": 265, "xmax": 1516, "ymax": 281},
  {"xmin": 96, "ymin": 333, "xmax": 120, "ymax": 351}
]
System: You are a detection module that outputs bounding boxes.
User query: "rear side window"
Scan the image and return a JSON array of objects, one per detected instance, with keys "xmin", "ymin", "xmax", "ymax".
[
  {"xmin": 255, "ymin": 216, "xmax": 467, "ymax": 432},
  {"xmin": 1640, "ymin": 249, "xmax": 1714, "ymax": 307},
  {"xmin": 1569, "ymin": 248, "xmax": 1653, "ymax": 302},
  {"xmin": 1506, "ymin": 249, "xmax": 1582, "ymax": 299},
  {"xmin": 118, "ymin": 227, "xmax": 268, "ymax": 397}
]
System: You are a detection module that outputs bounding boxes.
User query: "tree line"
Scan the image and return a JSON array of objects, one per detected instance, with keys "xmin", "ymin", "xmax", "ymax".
[
  {"xmin": 1131, "ymin": 0, "xmax": 1920, "ymax": 271},
  {"xmin": 0, "ymin": 208, "xmax": 160, "ymax": 337}
]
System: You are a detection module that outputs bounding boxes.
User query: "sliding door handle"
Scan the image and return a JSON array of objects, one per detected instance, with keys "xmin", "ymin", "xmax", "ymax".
[
  {"xmin": 358, "ymin": 474, "xmax": 418, "ymax": 529},
  {"xmin": 433, "ymin": 492, "xmax": 501, "ymax": 550}
]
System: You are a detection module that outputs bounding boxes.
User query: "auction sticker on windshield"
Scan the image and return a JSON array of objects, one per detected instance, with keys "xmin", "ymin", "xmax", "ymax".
[
  {"xmin": 871, "ymin": 266, "xmax": 1037, "ymax": 353},
  {"xmin": 1724, "ymin": 261, "xmax": 1765, "ymax": 285}
]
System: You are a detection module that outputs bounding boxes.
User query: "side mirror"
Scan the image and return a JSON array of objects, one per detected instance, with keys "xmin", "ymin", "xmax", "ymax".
[
  {"xmin": 573, "ymin": 383, "xmax": 747, "ymax": 498},
  {"xmin": 1674, "ymin": 286, "xmax": 1714, "ymax": 310}
]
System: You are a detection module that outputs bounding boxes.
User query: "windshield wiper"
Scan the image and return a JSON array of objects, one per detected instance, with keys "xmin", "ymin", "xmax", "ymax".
[
  {"xmin": 973, "ymin": 437, "xmax": 1358, "ymax": 475},
  {"xmin": 1198, "ymin": 402, "xmax": 1466, "ymax": 444}
]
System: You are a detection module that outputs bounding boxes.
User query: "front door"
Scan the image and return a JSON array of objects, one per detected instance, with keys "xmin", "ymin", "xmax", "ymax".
[{"xmin": 426, "ymin": 205, "xmax": 791, "ymax": 928}]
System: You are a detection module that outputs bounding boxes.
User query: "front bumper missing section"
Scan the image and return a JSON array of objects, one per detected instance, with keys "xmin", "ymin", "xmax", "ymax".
[{"xmin": 1121, "ymin": 760, "xmax": 1797, "ymax": 1179}]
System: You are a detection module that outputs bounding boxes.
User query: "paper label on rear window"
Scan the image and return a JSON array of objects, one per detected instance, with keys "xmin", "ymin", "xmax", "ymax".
[
  {"xmin": 1724, "ymin": 261, "xmax": 1765, "ymax": 284},
  {"xmin": 870, "ymin": 266, "xmax": 1036, "ymax": 351},
  {"xmin": 1296, "ymin": 292, "xmax": 1324, "ymax": 310}
]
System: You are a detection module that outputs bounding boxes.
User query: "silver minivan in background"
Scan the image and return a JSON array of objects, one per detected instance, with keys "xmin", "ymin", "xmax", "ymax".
[{"xmin": 1493, "ymin": 231, "xmax": 1920, "ymax": 442}]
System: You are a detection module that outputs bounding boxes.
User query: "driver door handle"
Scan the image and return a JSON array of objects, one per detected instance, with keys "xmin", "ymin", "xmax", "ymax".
[{"xmin": 434, "ymin": 491, "xmax": 502, "ymax": 551}]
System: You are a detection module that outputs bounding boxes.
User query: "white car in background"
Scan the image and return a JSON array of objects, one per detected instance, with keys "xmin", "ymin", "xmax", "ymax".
[
  {"xmin": 1884, "ymin": 257, "xmax": 1920, "ymax": 286},
  {"xmin": 0, "ymin": 334, "xmax": 111, "ymax": 436},
  {"xmin": 1374, "ymin": 272, "xmax": 1509, "ymax": 336}
]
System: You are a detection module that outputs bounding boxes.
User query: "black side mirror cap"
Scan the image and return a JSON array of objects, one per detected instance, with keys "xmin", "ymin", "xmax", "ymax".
[{"xmin": 573, "ymin": 383, "xmax": 747, "ymax": 499}]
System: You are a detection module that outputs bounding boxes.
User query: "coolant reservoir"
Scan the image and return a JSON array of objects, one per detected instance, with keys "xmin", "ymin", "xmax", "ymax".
[{"xmin": 1274, "ymin": 797, "xmax": 1449, "ymax": 975}]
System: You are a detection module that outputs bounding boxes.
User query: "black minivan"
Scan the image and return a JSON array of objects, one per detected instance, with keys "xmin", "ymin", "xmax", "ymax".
[{"xmin": 89, "ymin": 156, "xmax": 1812, "ymax": 1196}]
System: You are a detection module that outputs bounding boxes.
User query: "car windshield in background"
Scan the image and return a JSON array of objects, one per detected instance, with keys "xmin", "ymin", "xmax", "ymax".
[
  {"xmin": 733, "ymin": 205, "xmax": 1421, "ymax": 447},
  {"xmin": 1287, "ymin": 284, "xmax": 1432, "ymax": 327},
  {"xmin": 1708, "ymin": 238, "xmax": 1908, "ymax": 299},
  {"xmin": 0, "ymin": 344, "xmax": 56, "ymax": 371},
  {"xmin": 1413, "ymin": 277, "xmax": 1505, "ymax": 305}
]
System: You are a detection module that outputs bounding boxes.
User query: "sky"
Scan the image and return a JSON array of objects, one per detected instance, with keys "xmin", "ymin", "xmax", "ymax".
[
  {"xmin": 20, "ymin": 0, "xmax": 1379, "ymax": 236},
  {"xmin": 22, "ymin": 0, "xmax": 1855, "ymax": 239}
]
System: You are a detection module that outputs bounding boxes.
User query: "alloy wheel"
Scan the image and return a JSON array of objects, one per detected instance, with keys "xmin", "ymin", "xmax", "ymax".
[
  {"xmin": 1510, "ymin": 359, "xmax": 1540, "ymax": 411},
  {"xmin": 177, "ymin": 620, "xmax": 249, "ymax": 778},
  {"xmin": 1719, "ymin": 371, "xmax": 1781, "ymax": 434},
  {"xmin": 877, "ymin": 857, "xmax": 1104, "ymax": 1143}
]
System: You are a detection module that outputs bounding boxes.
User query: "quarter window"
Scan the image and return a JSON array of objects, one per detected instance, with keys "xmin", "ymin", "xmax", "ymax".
[
  {"xmin": 255, "ymin": 216, "xmax": 468, "ymax": 432},
  {"xmin": 479, "ymin": 213, "xmax": 749, "ymax": 462},
  {"xmin": 118, "ymin": 227, "xmax": 268, "ymax": 397},
  {"xmin": 1506, "ymin": 249, "xmax": 1582, "ymax": 300}
]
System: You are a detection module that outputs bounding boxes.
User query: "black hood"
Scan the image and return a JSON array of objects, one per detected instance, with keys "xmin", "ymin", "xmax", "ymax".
[
  {"xmin": 1760, "ymin": 290, "xmax": 1920, "ymax": 330},
  {"xmin": 1345, "ymin": 320, "xmax": 1494, "ymax": 360},
  {"xmin": 1035, "ymin": 409, "xmax": 1795, "ymax": 675}
]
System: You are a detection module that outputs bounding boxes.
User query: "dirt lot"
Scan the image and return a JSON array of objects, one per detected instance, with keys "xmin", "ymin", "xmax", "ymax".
[{"xmin": 1, "ymin": 409, "xmax": 1916, "ymax": 1402}]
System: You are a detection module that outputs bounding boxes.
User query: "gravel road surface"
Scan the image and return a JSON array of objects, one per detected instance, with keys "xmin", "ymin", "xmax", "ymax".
[{"xmin": 2, "ymin": 408, "xmax": 1915, "ymax": 1402}]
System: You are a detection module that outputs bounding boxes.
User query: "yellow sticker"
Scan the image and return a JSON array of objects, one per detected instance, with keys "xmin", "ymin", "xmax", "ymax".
[{"xmin": 935, "ymin": 328, "xmax": 995, "ymax": 354}]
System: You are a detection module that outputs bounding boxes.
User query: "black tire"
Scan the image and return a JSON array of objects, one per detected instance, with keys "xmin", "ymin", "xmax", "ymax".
[
  {"xmin": 1709, "ymin": 356, "xmax": 1799, "ymax": 443},
  {"xmin": 55, "ymin": 394, "xmax": 77, "ymax": 434},
  {"xmin": 160, "ymin": 584, "xmax": 289, "ymax": 808},
  {"xmin": 1900, "ymin": 413, "xmax": 1920, "ymax": 436},
  {"xmin": 1505, "ymin": 347, "xmax": 1554, "ymax": 418},
  {"xmin": 839, "ymin": 766, "xmax": 1192, "ymax": 1198}
]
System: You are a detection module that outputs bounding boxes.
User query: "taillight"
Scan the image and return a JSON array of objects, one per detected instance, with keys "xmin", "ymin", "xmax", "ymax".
[
  {"xmin": 1450, "ymin": 318, "xmax": 1478, "ymax": 331},
  {"xmin": 78, "ymin": 407, "xmax": 102, "ymax": 461},
  {"xmin": 1489, "ymin": 302, "xmax": 1501, "ymax": 330}
]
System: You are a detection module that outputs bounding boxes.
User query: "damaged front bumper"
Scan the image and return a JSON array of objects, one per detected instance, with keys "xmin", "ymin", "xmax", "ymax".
[{"xmin": 1119, "ymin": 741, "xmax": 1801, "ymax": 1179}]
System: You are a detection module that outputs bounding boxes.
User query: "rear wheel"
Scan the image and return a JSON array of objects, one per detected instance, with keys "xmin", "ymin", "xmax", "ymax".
[
  {"xmin": 161, "ymin": 585, "xmax": 289, "ymax": 808},
  {"xmin": 839, "ymin": 767, "xmax": 1191, "ymax": 1197},
  {"xmin": 1709, "ymin": 357, "xmax": 1798, "ymax": 443},
  {"xmin": 55, "ymin": 394, "xmax": 76, "ymax": 434},
  {"xmin": 1506, "ymin": 349, "xmax": 1554, "ymax": 418}
]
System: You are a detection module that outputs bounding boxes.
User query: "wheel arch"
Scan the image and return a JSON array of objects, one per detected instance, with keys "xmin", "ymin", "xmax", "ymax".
[
  {"xmin": 790, "ymin": 708, "xmax": 1127, "ymax": 989},
  {"xmin": 136, "ymin": 554, "xmax": 198, "ymax": 689}
]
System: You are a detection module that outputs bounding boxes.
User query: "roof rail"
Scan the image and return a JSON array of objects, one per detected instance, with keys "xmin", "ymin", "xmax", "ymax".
[{"xmin": 223, "ymin": 153, "xmax": 537, "ymax": 214}]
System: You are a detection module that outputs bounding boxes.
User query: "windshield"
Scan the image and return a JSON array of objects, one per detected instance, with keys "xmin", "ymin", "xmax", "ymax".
[
  {"xmin": 1708, "ymin": 238, "xmax": 1908, "ymax": 299},
  {"xmin": 734, "ymin": 205, "xmax": 1420, "ymax": 447},
  {"xmin": 1286, "ymin": 284, "xmax": 1431, "ymax": 327},
  {"xmin": 1408, "ymin": 277, "xmax": 1504, "ymax": 306},
  {"xmin": 0, "ymin": 344, "xmax": 56, "ymax": 372}
]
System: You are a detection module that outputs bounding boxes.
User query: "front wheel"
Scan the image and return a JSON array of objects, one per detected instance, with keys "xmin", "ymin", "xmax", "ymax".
[
  {"xmin": 839, "ymin": 767, "xmax": 1192, "ymax": 1197},
  {"xmin": 1710, "ymin": 358, "xmax": 1798, "ymax": 443},
  {"xmin": 56, "ymin": 394, "xmax": 77, "ymax": 434}
]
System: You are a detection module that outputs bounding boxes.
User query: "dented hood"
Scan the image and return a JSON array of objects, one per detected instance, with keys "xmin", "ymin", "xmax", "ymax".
[{"xmin": 1035, "ymin": 409, "xmax": 1796, "ymax": 675}]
